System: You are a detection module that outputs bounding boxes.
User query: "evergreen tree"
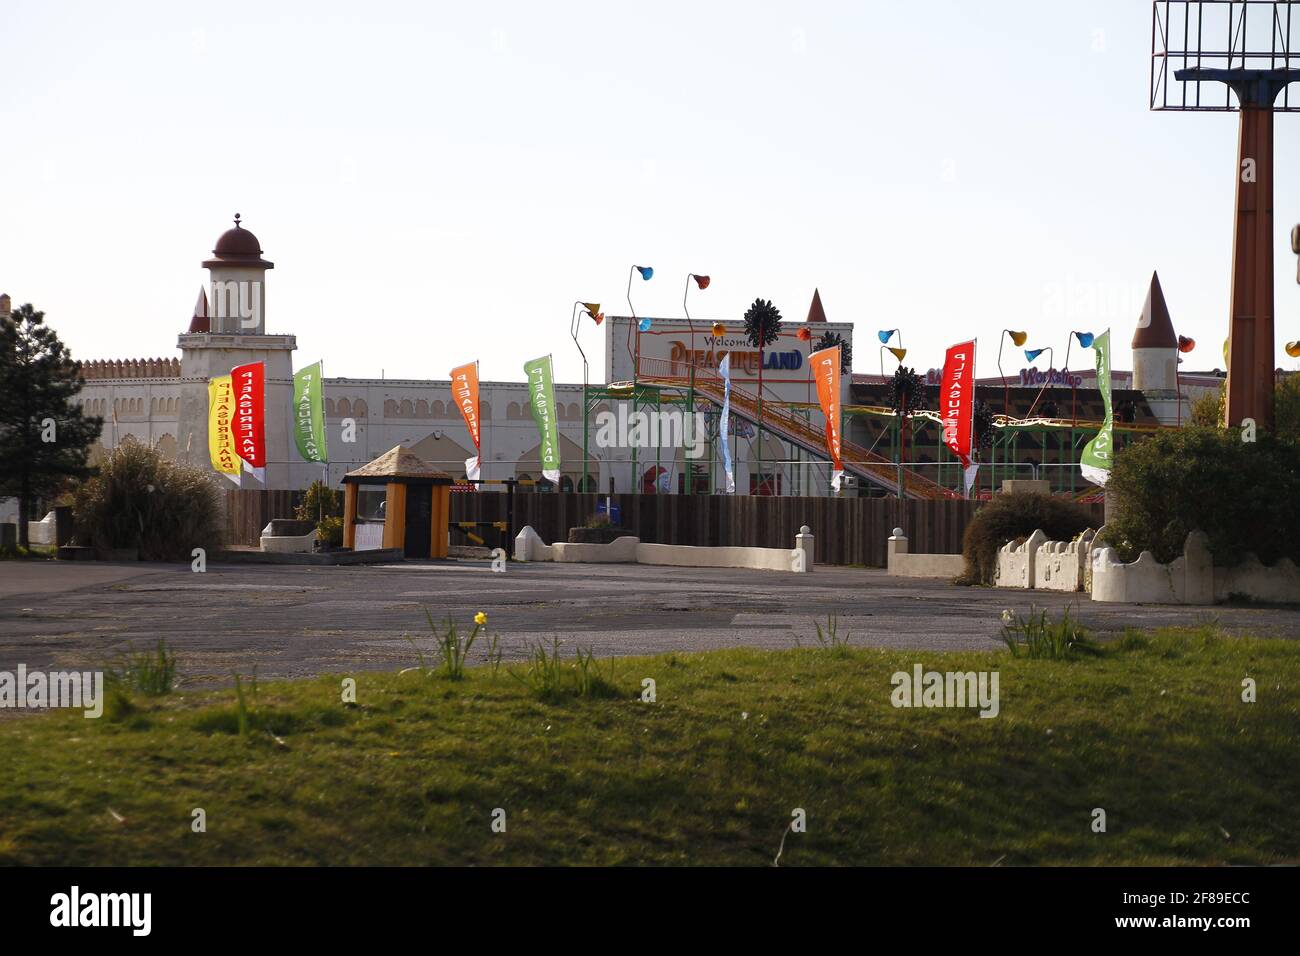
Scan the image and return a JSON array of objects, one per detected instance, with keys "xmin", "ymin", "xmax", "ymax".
[{"xmin": 0, "ymin": 303, "xmax": 102, "ymax": 547}]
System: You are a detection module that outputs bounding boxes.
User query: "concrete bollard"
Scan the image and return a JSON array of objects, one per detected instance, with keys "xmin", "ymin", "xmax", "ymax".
[
  {"xmin": 794, "ymin": 525, "xmax": 815, "ymax": 573},
  {"xmin": 887, "ymin": 527, "xmax": 908, "ymax": 574}
]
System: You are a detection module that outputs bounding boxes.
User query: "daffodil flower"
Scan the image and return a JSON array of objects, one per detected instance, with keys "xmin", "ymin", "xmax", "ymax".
[{"xmin": 474, "ymin": 612, "xmax": 487, "ymax": 626}]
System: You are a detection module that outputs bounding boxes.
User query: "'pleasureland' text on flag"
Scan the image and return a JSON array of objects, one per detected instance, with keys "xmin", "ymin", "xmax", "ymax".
[
  {"xmin": 231, "ymin": 361, "xmax": 266, "ymax": 482},
  {"xmin": 1080, "ymin": 329, "xmax": 1113, "ymax": 486},
  {"xmin": 810, "ymin": 346, "xmax": 844, "ymax": 491},
  {"xmin": 941, "ymin": 340, "xmax": 979, "ymax": 494},
  {"xmin": 292, "ymin": 361, "xmax": 328, "ymax": 464},
  {"xmin": 450, "ymin": 361, "xmax": 482, "ymax": 482},
  {"xmin": 523, "ymin": 354, "xmax": 560, "ymax": 483},
  {"xmin": 207, "ymin": 374, "xmax": 240, "ymax": 484}
]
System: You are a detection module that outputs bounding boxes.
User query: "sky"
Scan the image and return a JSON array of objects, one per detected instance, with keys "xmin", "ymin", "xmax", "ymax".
[{"xmin": 2, "ymin": 0, "xmax": 1299, "ymax": 384}]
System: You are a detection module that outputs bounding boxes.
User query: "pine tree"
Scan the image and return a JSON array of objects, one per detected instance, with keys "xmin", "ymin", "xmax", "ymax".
[{"xmin": 0, "ymin": 303, "xmax": 102, "ymax": 547}]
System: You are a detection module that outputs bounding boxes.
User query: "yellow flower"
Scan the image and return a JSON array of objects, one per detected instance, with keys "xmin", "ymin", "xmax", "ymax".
[{"xmin": 474, "ymin": 612, "xmax": 487, "ymax": 626}]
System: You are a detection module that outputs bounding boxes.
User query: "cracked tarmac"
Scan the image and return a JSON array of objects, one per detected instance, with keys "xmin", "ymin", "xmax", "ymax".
[{"xmin": 1, "ymin": 558, "xmax": 1297, "ymax": 686}]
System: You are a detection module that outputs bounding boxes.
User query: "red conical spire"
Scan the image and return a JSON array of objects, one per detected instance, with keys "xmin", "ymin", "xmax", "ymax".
[
  {"xmin": 806, "ymin": 288, "xmax": 827, "ymax": 323},
  {"xmin": 1132, "ymin": 271, "xmax": 1177, "ymax": 349},
  {"xmin": 187, "ymin": 285, "xmax": 210, "ymax": 333}
]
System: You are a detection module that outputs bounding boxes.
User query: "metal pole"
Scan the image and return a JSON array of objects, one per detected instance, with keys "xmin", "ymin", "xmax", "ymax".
[{"xmin": 505, "ymin": 477, "xmax": 515, "ymax": 559}]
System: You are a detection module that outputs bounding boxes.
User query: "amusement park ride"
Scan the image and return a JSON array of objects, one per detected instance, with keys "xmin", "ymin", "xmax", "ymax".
[{"xmin": 560, "ymin": 3, "xmax": 1300, "ymax": 502}]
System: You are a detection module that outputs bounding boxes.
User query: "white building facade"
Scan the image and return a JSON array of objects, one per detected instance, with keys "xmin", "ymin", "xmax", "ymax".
[{"xmin": 69, "ymin": 220, "xmax": 854, "ymax": 497}]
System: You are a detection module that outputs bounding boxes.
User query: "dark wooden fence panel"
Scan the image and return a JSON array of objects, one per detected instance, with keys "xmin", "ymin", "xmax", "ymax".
[
  {"xmin": 445, "ymin": 492, "xmax": 1105, "ymax": 568},
  {"xmin": 224, "ymin": 489, "xmax": 1109, "ymax": 565},
  {"xmin": 223, "ymin": 490, "xmax": 302, "ymax": 546}
]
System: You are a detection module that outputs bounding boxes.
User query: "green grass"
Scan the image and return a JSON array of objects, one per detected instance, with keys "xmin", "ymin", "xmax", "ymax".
[{"xmin": 0, "ymin": 625, "xmax": 1297, "ymax": 866}]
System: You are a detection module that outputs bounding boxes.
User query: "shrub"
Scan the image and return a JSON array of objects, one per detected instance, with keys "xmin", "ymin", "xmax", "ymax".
[
  {"xmin": 295, "ymin": 480, "xmax": 341, "ymax": 521},
  {"xmin": 72, "ymin": 438, "xmax": 222, "ymax": 560},
  {"xmin": 295, "ymin": 479, "xmax": 343, "ymax": 546},
  {"xmin": 958, "ymin": 492, "xmax": 1096, "ymax": 586},
  {"xmin": 1107, "ymin": 426, "xmax": 1300, "ymax": 566},
  {"xmin": 316, "ymin": 515, "xmax": 344, "ymax": 548}
]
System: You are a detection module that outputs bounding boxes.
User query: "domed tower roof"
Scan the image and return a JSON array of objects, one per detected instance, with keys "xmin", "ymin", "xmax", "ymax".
[
  {"xmin": 1132, "ymin": 271, "xmax": 1177, "ymax": 349},
  {"xmin": 202, "ymin": 214, "xmax": 274, "ymax": 269}
]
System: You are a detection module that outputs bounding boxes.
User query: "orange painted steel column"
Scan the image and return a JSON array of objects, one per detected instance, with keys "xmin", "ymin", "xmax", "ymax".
[
  {"xmin": 429, "ymin": 484, "xmax": 450, "ymax": 559},
  {"xmin": 1226, "ymin": 104, "xmax": 1276, "ymax": 429},
  {"xmin": 343, "ymin": 483, "xmax": 358, "ymax": 550},
  {"xmin": 382, "ymin": 482, "xmax": 407, "ymax": 551}
]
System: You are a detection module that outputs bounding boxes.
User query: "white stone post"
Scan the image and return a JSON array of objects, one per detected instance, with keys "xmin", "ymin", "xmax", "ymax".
[
  {"xmin": 795, "ymin": 525, "xmax": 815, "ymax": 573},
  {"xmin": 887, "ymin": 527, "xmax": 908, "ymax": 575}
]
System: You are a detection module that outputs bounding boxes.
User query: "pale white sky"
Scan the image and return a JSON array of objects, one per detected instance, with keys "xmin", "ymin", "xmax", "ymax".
[{"xmin": 2, "ymin": 0, "xmax": 1299, "ymax": 383}]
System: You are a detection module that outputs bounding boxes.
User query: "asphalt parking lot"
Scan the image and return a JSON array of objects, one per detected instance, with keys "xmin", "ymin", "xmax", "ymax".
[{"xmin": 1, "ymin": 558, "xmax": 1297, "ymax": 685}]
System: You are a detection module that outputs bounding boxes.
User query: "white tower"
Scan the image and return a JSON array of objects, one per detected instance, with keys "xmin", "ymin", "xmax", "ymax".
[
  {"xmin": 1131, "ymin": 271, "xmax": 1182, "ymax": 425},
  {"xmin": 176, "ymin": 216, "xmax": 298, "ymax": 487}
]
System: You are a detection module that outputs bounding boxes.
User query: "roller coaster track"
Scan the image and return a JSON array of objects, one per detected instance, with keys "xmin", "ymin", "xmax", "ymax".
[{"xmin": 635, "ymin": 360, "xmax": 961, "ymax": 499}]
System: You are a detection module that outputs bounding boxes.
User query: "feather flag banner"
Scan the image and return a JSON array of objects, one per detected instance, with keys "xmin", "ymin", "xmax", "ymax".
[
  {"xmin": 231, "ymin": 361, "xmax": 266, "ymax": 483},
  {"xmin": 940, "ymin": 340, "xmax": 976, "ymax": 469},
  {"xmin": 450, "ymin": 361, "xmax": 482, "ymax": 481},
  {"xmin": 720, "ymin": 353, "xmax": 736, "ymax": 493},
  {"xmin": 1080, "ymin": 330, "xmax": 1113, "ymax": 486},
  {"xmin": 523, "ymin": 354, "xmax": 561, "ymax": 483},
  {"xmin": 207, "ymin": 374, "xmax": 241, "ymax": 484},
  {"xmin": 810, "ymin": 346, "xmax": 844, "ymax": 492},
  {"xmin": 292, "ymin": 361, "xmax": 328, "ymax": 464}
]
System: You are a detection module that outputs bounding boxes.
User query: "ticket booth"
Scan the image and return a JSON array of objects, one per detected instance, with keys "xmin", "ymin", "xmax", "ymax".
[{"xmin": 341, "ymin": 445, "xmax": 453, "ymax": 559}]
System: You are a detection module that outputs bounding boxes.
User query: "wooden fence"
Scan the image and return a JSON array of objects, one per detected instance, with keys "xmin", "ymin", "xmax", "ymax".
[
  {"xmin": 226, "ymin": 488, "xmax": 1104, "ymax": 567},
  {"xmin": 223, "ymin": 490, "xmax": 302, "ymax": 547},
  {"xmin": 449, "ymin": 492, "xmax": 1106, "ymax": 567}
]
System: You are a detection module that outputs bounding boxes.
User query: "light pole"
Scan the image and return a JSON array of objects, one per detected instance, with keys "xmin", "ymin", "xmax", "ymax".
[
  {"xmin": 997, "ymin": 329, "xmax": 1028, "ymax": 417},
  {"xmin": 1024, "ymin": 347, "xmax": 1055, "ymax": 419},
  {"xmin": 627, "ymin": 265, "xmax": 653, "ymax": 381},
  {"xmin": 683, "ymin": 273, "xmax": 710, "ymax": 494},
  {"xmin": 570, "ymin": 301, "xmax": 602, "ymax": 491}
]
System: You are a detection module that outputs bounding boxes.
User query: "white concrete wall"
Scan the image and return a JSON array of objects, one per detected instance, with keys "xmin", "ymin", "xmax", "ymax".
[
  {"xmin": 512, "ymin": 525, "xmax": 812, "ymax": 572},
  {"xmin": 1091, "ymin": 530, "xmax": 1299, "ymax": 605},
  {"xmin": 27, "ymin": 511, "xmax": 57, "ymax": 547},
  {"xmin": 886, "ymin": 531, "xmax": 964, "ymax": 578},
  {"xmin": 993, "ymin": 530, "xmax": 1048, "ymax": 589},
  {"xmin": 1033, "ymin": 530, "xmax": 1094, "ymax": 592}
]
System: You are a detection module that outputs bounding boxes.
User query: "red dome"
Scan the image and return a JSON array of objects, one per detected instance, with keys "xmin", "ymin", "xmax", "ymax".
[
  {"xmin": 213, "ymin": 224, "xmax": 263, "ymax": 257},
  {"xmin": 202, "ymin": 214, "xmax": 274, "ymax": 270}
]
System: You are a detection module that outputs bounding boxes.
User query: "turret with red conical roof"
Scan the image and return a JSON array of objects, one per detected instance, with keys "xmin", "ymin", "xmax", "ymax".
[
  {"xmin": 806, "ymin": 288, "xmax": 827, "ymax": 323},
  {"xmin": 1132, "ymin": 271, "xmax": 1178, "ymax": 393}
]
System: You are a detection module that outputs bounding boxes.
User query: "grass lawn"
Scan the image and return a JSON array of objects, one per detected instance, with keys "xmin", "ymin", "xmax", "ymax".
[{"xmin": 1, "ymin": 624, "xmax": 1297, "ymax": 866}]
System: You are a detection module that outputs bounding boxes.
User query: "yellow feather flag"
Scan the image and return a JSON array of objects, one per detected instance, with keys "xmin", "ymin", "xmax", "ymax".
[
  {"xmin": 888, "ymin": 347, "xmax": 908, "ymax": 362},
  {"xmin": 207, "ymin": 375, "xmax": 241, "ymax": 484}
]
